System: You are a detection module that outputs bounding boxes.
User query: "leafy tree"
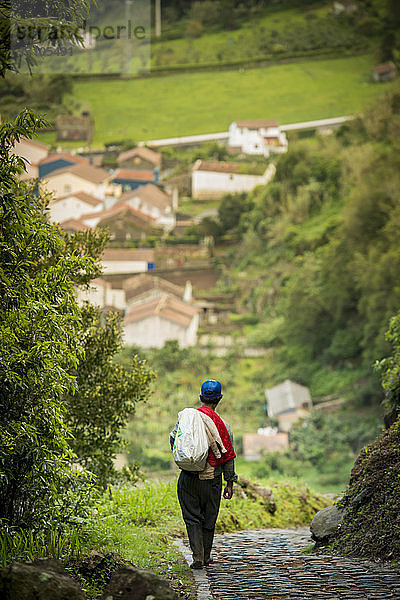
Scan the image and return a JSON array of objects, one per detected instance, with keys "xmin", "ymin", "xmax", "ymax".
[
  {"xmin": 189, "ymin": 1, "xmax": 220, "ymax": 26},
  {"xmin": 65, "ymin": 305, "xmax": 155, "ymax": 490},
  {"xmin": 218, "ymin": 193, "xmax": 250, "ymax": 233},
  {"xmin": 1, "ymin": 0, "xmax": 93, "ymax": 76},
  {"xmin": 0, "ymin": 109, "xmax": 102, "ymax": 531}
]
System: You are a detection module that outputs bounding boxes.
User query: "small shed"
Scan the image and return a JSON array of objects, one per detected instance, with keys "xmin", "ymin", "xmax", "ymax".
[
  {"xmin": 265, "ymin": 379, "xmax": 312, "ymax": 418},
  {"xmin": 242, "ymin": 433, "xmax": 289, "ymax": 461},
  {"xmin": 373, "ymin": 62, "xmax": 397, "ymax": 83},
  {"xmin": 56, "ymin": 113, "xmax": 94, "ymax": 142}
]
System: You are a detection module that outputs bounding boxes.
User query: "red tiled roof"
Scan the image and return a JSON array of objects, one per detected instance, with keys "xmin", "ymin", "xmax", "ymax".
[
  {"xmin": 55, "ymin": 191, "xmax": 102, "ymax": 207},
  {"xmin": 59, "ymin": 218, "xmax": 91, "ymax": 231},
  {"xmin": 102, "ymin": 248, "xmax": 155, "ymax": 262},
  {"xmin": 235, "ymin": 120, "xmax": 279, "ymax": 129},
  {"xmin": 373, "ymin": 61, "xmax": 396, "ymax": 74},
  {"xmin": 39, "ymin": 152, "xmax": 89, "ymax": 166},
  {"xmin": 82, "ymin": 203, "xmax": 156, "ymax": 226},
  {"xmin": 192, "ymin": 160, "xmax": 240, "ymax": 174},
  {"xmin": 121, "ymin": 183, "xmax": 170, "ymax": 211},
  {"xmin": 124, "ymin": 294, "xmax": 199, "ymax": 328},
  {"xmin": 44, "ymin": 163, "xmax": 111, "ymax": 184},
  {"xmin": 118, "ymin": 146, "xmax": 161, "ymax": 165},
  {"xmin": 123, "ymin": 273, "xmax": 184, "ymax": 300},
  {"xmin": 112, "ymin": 169, "xmax": 155, "ymax": 182}
]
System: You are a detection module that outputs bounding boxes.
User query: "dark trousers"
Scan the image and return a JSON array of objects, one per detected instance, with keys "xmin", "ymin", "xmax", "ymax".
[{"xmin": 177, "ymin": 470, "xmax": 222, "ymax": 563}]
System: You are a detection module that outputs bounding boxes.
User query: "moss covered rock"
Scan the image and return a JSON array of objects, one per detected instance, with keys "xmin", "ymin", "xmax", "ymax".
[{"xmin": 331, "ymin": 418, "xmax": 400, "ymax": 561}]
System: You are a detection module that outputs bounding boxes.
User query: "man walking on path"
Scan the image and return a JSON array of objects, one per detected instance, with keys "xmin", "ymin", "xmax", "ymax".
[{"xmin": 170, "ymin": 379, "xmax": 238, "ymax": 569}]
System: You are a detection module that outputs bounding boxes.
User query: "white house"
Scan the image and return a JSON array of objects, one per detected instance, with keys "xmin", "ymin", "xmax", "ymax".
[
  {"xmin": 191, "ymin": 160, "xmax": 276, "ymax": 200},
  {"xmin": 48, "ymin": 191, "xmax": 103, "ymax": 223},
  {"xmin": 228, "ymin": 120, "xmax": 288, "ymax": 157},
  {"xmin": 75, "ymin": 278, "xmax": 126, "ymax": 312},
  {"xmin": 101, "ymin": 248, "xmax": 156, "ymax": 275},
  {"xmin": 265, "ymin": 379, "xmax": 312, "ymax": 432},
  {"xmin": 40, "ymin": 163, "xmax": 116, "ymax": 200},
  {"xmin": 120, "ymin": 184, "xmax": 175, "ymax": 231},
  {"xmin": 123, "ymin": 294, "xmax": 200, "ymax": 348},
  {"xmin": 10, "ymin": 137, "xmax": 50, "ymax": 180}
]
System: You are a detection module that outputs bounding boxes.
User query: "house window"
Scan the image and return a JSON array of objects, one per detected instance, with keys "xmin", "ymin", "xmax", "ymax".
[{"xmin": 64, "ymin": 184, "xmax": 71, "ymax": 193}]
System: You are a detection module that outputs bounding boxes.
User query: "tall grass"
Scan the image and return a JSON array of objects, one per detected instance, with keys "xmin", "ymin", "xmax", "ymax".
[
  {"xmin": 0, "ymin": 527, "xmax": 84, "ymax": 567},
  {"xmin": 0, "ymin": 476, "xmax": 330, "ymax": 592}
]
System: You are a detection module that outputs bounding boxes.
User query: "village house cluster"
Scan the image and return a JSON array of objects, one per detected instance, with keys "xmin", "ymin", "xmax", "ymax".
[{"xmin": 12, "ymin": 119, "xmax": 288, "ymax": 349}]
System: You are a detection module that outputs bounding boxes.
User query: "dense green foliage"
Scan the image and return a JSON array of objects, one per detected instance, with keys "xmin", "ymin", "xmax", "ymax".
[
  {"xmin": 0, "ymin": 111, "xmax": 153, "ymax": 534},
  {"xmin": 65, "ymin": 306, "xmax": 155, "ymax": 489},
  {"xmin": 223, "ymin": 87, "xmax": 400, "ymax": 403},
  {"xmin": 329, "ymin": 308, "xmax": 400, "ymax": 560},
  {"xmin": 331, "ymin": 418, "xmax": 400, "ymax": 561},
  {"xmin": 0, "ymin": 110, "xmax": 101, "ymax": 531},
  {"xmin": 375, "ymin": 310, "xmax": 400, "ymax": 427},
  {"xmin": 0, "ymin": 74, "xmax": 73, "ymax": 121}
]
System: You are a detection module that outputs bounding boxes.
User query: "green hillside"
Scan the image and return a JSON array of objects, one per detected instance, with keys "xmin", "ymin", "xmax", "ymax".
[
  {"xmin": 117, "ymin": 87, "xmax": 400, "ymax": 494},
  {"xmin": 37, "ymin": 54, "xmax": 395, "ymax": 148}
]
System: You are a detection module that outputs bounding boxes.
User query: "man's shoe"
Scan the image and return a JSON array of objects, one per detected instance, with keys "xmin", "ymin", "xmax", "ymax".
[
  {"xmin": 190, "ymin": 560, "xmax": 203, "ymax": 569},
  {"xmin": 204, "ymin": 557, "xmax": 214, "ymax": 566}
]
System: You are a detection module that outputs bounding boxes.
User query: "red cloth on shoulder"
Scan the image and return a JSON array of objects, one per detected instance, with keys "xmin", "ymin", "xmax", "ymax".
[{"xmin": 197, "ymin": 405, "xmax": 236, "ymax": 466}]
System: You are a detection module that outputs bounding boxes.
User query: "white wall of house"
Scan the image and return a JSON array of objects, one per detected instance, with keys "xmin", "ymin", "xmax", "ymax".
[
  {"xmin": 49, "ymin": 196, "xmax": 103, "ymax": 223},
  {"xmin": 155, "ymin": 214, "xmax": 176, "ymax": 231},
  {"xmin": 11, "ymin": 139, "xmax": 49, "ymax": 167},
  {"xmin": 76, "ymin": 280, "xmax": 126, "ymax": 311},
  {"xmin": 124, "ymin": 196, "xmax": 170, "ymax": 220},
  {"xmin": 41, "ymin": 173, "xmax": 106, "ymax": 199},
  {"xmin": 192, "ymin": 164, "xmax": 275, "ymax": 200},
  {"xmin": 102, "ymin": 260, "xmax": 149, "ymax": 275},
  {"xmin": 123, "ymin": 313, "xmax": 199, "ymax": 348},
  {"xmin": 11, "ymin": 139, "xmax": 49, "ymax": 180}
]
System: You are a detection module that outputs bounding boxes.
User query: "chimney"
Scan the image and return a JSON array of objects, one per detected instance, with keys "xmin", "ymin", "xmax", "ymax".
[
  {"xmin": 183, "ymin": 280, "xmax": 192, "ymax": 303},
  {"xmin": 172, "ymin": 186, "xmax": 179, "ymax": 211}
]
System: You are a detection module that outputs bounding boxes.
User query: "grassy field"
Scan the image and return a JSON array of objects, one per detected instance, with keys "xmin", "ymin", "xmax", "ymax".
[{"xmin": 38, "ymin": 54, "xmax": 395, "ymax": 149}]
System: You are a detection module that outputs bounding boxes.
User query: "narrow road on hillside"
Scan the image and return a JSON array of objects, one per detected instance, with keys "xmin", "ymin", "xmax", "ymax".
[{"xmin": 180, "ymin": 528, "xmax": 400, "ymax": 600}]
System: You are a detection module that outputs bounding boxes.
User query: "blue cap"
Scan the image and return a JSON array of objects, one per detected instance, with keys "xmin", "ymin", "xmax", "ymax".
[{"xmin": 200, "ymin": 379, "xmax": 223, "ymax": 398}]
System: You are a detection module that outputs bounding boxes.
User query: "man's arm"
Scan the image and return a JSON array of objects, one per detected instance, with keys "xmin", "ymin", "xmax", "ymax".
[{"xmin": 221, "ymin": 419, "xmax": 238, "ymax": 499}]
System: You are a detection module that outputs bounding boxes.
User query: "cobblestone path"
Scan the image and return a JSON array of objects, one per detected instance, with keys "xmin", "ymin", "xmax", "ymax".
[{"xmin": 205, "ymin": 528, "xmax": 400, "ymax": 600}]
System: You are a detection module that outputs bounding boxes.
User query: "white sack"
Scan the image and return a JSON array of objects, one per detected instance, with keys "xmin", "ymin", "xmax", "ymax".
[{"xmin": 173, "ymin": 408, "xmax": 209, "ymax": 471}]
